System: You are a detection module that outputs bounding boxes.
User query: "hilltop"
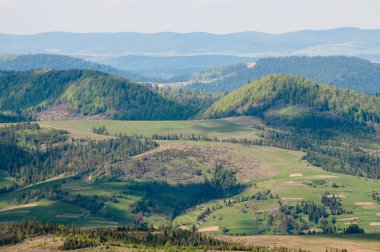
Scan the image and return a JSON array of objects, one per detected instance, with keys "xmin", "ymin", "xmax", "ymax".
[
  {"xmin": 0, "ymin": 69, "xmax": 194, "ymax": 121},
  {"xmin": 200, "ymin": 74, "xmax": 380, "ymax": 123}
]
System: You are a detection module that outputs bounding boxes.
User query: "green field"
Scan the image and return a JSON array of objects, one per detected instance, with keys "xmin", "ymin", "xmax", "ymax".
[{"xmin": 39, "ymin": 119, "xmax": 258, "ymax": 139}]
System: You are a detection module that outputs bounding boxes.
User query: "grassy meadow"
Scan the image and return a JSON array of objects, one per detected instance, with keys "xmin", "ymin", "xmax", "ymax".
[{"xmin": 39, "ymin": 118, "xmax": 258, "ymax": 139}]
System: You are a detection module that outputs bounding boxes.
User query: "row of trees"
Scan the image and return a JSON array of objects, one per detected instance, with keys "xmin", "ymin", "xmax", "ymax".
[{"xmin": 0, "ymin": 221, "xmax": 301, "ymax": 251}]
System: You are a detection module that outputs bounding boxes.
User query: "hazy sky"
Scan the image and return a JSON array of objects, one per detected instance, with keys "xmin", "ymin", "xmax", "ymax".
[{"xmin": 0, "ymin": 0, "xmax": 379, "ymax": 34}]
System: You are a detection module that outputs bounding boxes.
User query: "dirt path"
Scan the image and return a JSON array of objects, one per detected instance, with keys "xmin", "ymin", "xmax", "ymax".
[{"xmin": 0, "ymin": 203, "xmax": 38, "ymax": 212}]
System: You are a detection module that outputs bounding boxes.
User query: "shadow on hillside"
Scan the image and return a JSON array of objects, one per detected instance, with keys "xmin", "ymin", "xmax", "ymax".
[{"xmin": 121, "ymin": 180, "xmax": 235, "ymax": 220}]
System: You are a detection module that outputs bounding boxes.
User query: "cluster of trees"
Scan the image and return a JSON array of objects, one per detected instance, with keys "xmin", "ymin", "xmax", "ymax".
[
  {"xmin": 267, "ymin": 198, "xmax": 356, "ymax": 235},
  {"xmin": 151, "ymin": 133, "xmax": 217, "ymax": 142},
  {"xmin": 211, "ymin": 164, "xmax": 243, "ymax": 197},
  {"xmin": 0, "ymin": 123, "xmax": 158, "ymax": 187},
  {"xmin": 342, "ymin": 224, "xmax": 365, "ymax": 234},
  {"xmin": 91, "ymin": 125, "xmax": 110, "ymax": 135},
  {"xmin": 236, "ymin": 190, "xmax": 277, "ymax": 202},
  {"xmin": 321, "ymin": 193, "xmax": 346, "ymax": 215},
  {"xmin": 372, "ymin": 191, "xmax": 380, "ymax": 202},
  {"xmin": 267, "ymin": 201, "xmax": 335, "ymax": 235}
]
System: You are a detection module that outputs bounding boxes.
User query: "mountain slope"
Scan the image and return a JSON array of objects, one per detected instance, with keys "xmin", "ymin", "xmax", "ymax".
[
  {"xmin": 187, "ymin": 56, "xmax": 380, "ymax": 94},
  {"xmin": 1, "ymin": 28, "xmax": 380, "ymax": 56},
  {"xmin": 0, "ymin": 54, "xmax": 150, "ymax": 81},
  {"xmin": 0, "ymin": 69, "xmax": 194, "ymax": 120},
  {"xmin": 200, "ymin": 74, "xmax": 380, "ymax": 124}
]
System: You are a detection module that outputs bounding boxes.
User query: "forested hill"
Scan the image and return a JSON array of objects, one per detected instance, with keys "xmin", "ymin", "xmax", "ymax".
[
  {"xmin": 200, "ymin": 74, "xmax": 380, "ymax": 124},
  {"xmin": 0, "ymin": 69, "xmax": 194, "ymax": 120},
  {"xmin": 188, "ymin": 56, "xmax": 380, "ymax": 94},
  {"xmin": 0, "ymin": 54, "xmax": 150, "ymax": 82}
]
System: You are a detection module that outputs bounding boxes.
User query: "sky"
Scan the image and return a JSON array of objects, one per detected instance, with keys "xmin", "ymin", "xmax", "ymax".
[{"xmin": 0, "ymin": 0, "xmax": 379, "ymax": 34}]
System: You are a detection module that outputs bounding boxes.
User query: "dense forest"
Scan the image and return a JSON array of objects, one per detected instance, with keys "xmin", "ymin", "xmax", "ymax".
[
  {"xmin": 151, "ymin": 86, "xmax": 224, "ymax": 113},
  {"xmin": 186, "ymin": 56, "xmax": 380, "ymax": 94},
  {"xmin": 0, "ymin": 69, "xmax": 197, "ymax": 120}
]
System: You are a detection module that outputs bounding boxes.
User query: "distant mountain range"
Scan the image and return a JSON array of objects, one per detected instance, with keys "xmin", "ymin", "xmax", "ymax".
[
  {"xmin": 1, "ymin": 28, "xmax": 380, "ymax": 57},
  {"xmin": 2, "ymin": 54, "xmax": 380, "ymax": 95}
]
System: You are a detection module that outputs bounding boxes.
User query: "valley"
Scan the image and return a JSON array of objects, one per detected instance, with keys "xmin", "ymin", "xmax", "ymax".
[
  {"xmin": 1, "ymin": 10, "xmax": 380, "ymax": 250},
  {"xmin": 1, "ymin": 73, "xmax": 380, "ymax": 250}
]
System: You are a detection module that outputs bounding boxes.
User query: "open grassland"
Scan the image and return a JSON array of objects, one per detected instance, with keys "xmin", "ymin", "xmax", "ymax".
[
  {"xmin": 0, "ymin": 200, "xmax": 88, "ymax": 225},
  {"xmin": 39, "ymin": 118, "xmax": 258, "ymax": 139}
]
